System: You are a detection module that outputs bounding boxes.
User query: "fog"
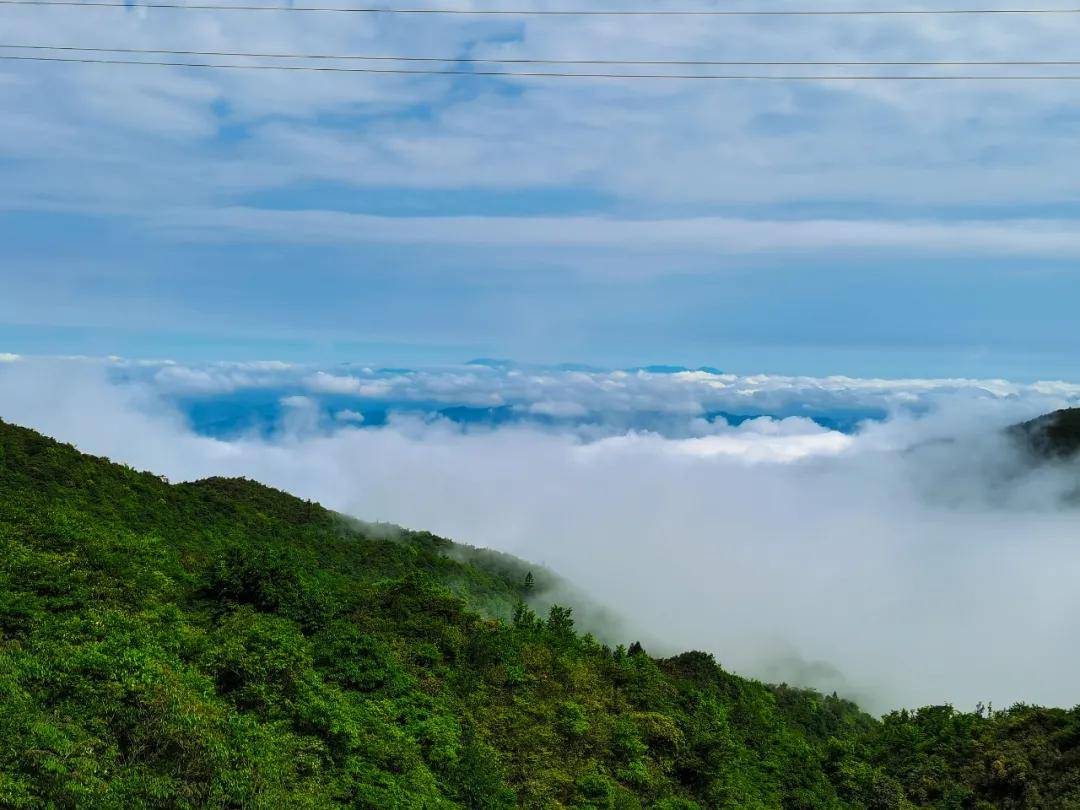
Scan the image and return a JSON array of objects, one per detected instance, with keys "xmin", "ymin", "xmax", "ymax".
[{"xmin": 3, "ymin": 357, "xmax": 1080, "ymax": 713}]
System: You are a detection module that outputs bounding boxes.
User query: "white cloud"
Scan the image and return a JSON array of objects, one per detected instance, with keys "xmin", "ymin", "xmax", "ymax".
[
  {"xmin": 527, "ymin": 399, "xmax": 589, "ymax": 418},
  {"xmin": 152, "ymin": 363, "xmax": 296, "ymax": 394},
  {"xmin": 280, "ymin": 394, "xmax": 314, "ymax": 408},
  {"xmin": 334, "ymin": 409, "xmax": 365, "ymax": 423},
  {"xmin": 151, "ymin": 208, "xmax": 1080, "ymax": 263},
  {"xmin": 305, "ymin": 371, "xmax": 393, "ymax": 397},
  {"xmin": 583, "ymin": 421, "xmax": 853, "ymax": 462}
]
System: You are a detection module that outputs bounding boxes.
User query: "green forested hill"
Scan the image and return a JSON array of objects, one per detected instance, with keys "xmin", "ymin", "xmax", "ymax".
[{"xmin": 2, "ymin": 418, "xmax": 1080, "ymax": 809}]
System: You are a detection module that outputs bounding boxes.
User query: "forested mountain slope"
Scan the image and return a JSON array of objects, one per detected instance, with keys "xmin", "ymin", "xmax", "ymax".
[
  {"xmin": 2, "ymin": 417, "xmax": 1080, "ymax": 808},
  {"xmin": 1012, "ymin": 408, "xmax": 1080, "ymax": 461}
]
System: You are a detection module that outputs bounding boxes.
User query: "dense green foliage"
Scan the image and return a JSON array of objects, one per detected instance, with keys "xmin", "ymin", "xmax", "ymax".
[{"xmin": 3, "ymin": 418, "xmax": 1080, "ymax": 808}]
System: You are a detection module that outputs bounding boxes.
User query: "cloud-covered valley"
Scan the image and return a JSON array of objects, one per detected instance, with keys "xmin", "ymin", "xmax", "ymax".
[{"xmin": 3, "ymin": 354, "xmax": 1080, "ymax": 713}]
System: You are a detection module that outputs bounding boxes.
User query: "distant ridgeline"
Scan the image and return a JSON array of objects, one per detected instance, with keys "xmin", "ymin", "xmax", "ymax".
[{"xmin": 3, "ymin": 417, "xmax": 1080, "ymax": 808}]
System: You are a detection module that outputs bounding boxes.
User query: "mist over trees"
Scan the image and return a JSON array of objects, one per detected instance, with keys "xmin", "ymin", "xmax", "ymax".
[{"xmin": 3, "ymin": 417, "xmax": 1080, "ymax": 807}]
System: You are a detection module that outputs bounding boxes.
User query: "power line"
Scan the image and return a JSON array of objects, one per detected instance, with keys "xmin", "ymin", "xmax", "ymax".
[
  {"xmin": 3, "ymin": 0, "xmax": 1080, "ymax": 15},
  {"xmin": 7, "ymin": 52, "xmax": 1080, "ymax": 77},
  {"xmin": 5, "ymin": 43, "xmax": 1080, "ymax": 66}
]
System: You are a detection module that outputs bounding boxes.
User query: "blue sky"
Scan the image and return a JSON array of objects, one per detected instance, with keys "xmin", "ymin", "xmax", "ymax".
[{"xmin": 4, "ymin": 2, "xmax": 1080, "ymax": 378}]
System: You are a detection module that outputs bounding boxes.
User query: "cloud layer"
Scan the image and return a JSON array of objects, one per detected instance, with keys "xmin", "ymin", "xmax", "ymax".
[
  {"xmin": 3, "ymin": 355, "xmax": 1080, "ymax": 713},
  {"xmin": 5, "ymin": 2, "xmax": 1080, "ymax": 215},
  {"xmin": 100, "ymin": 354, "xmax": 1080, "ymax": 439}
]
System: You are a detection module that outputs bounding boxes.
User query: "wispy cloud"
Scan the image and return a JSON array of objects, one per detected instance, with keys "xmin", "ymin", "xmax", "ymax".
[{"xmin": 154, "ymin": 207, "xmax": 1080, "ymax": 262}]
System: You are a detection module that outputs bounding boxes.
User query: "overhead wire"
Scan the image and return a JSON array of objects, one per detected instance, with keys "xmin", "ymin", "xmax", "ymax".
[
  {"xmin": 3, "ymin": 0, "xmax": 1080, "ymax": 14},
  {"xmin": 5, "ymin": 52, "xmax": 1080, "ymax": 78},
  {"xmin": 4, "ymin": 43, "xmax": 1080, "ymax": 66},
  {"xmin": 5, "ymin": 1, "xmax": 1078, "ymax": 79}
]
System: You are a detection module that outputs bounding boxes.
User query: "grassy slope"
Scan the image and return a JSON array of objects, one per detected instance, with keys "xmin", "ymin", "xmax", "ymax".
[{"xmin": 2, "ymin": 417, "xmax": 1080, "ymax": 808}]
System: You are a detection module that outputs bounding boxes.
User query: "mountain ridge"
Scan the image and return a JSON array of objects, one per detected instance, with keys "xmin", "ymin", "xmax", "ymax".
[{"xmin": 3, "ymin": 416, "xmax": 1080, "ymax": 808}]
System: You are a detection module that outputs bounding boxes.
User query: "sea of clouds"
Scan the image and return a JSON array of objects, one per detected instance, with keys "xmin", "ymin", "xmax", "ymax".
[{"xmin": 3, "ymin": 353, "xmax": 1080, "ymax": 713}]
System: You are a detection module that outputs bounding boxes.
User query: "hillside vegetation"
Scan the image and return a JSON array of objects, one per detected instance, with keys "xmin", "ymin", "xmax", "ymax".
[
  {"xmin": 2, "ymin": 417, "xmax": 1080, "ymax": 808},
  {"xmin": 1012, "ymin": 408, "xmax": 1080, "ymax": 461}
]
